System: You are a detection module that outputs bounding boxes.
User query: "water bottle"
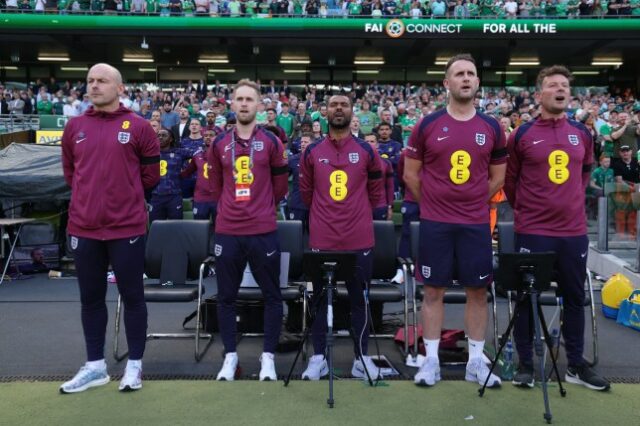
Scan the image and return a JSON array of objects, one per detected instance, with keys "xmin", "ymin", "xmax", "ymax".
[{"xmin": 501, "ymin": 341, "xmax": 514, "ymax": 380}]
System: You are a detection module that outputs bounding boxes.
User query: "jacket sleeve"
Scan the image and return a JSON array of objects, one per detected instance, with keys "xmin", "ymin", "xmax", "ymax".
[
  {"xmin": 207, "ymin": 139, "xmax": 223, "ymax": 202},
  {"xmin": 270, "ymin": 137, "xmax": 289, "ymax": 203},
  {"xmin": 504, "ymin": 130, "xmax": 519, "ymax": 207},
  {"xmin": 61, "ymin": 120, "xmax": 75, "ymax": 188},
  {"xmin": 300, "ymin": 148, "xmax": 313, "ymax": 208},
  {"xmin": 138, "ymin": 120, "xmax": 161, "ymax": 190},
  {"xmin": 367, "ymin": 148, "xmax": 385, "ymax": 208}
]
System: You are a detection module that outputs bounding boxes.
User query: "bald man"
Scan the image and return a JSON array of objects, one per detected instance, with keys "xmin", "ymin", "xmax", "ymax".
[{"xmin": 61, "ymin": 63, "xmax": 160, "ymax": 393}]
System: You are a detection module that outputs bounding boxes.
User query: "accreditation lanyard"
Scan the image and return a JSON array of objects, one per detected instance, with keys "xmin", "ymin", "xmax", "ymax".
[{"xmin": 230, "ymin": 131, "xmax": 255, "ymax": 202}]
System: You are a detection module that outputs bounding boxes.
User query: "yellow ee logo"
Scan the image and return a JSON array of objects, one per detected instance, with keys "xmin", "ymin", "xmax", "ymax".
[
  {"xmin": 160, "ymin": 160, "xmax": 168, "ymax": 177},
  {"xmin": 329, "ymin": 170, "xmax": 348, "ymax": 201},
  {"xmin": 449, "ymin": 150, "xmax": 471, "ymax": 185},
  {"xmin": 235, "ymin": 157, "xmax": 254, "ymax": 185},
  {"xmin": 548, "ymin": 150, "xmax": 569, "ymax": 184},
  {"xmin": 122, "ymin": 121, "xmax": 130, "ymax": 130},
  {"xmin": 203, "ymin": 164, "xmax": 210, "ymax": 179}
]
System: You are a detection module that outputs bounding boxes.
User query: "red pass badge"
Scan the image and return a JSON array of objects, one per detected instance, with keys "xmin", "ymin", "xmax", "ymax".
[{"xmin": 235, "ymin": 183, "xmax": 251, "ymax": 202}]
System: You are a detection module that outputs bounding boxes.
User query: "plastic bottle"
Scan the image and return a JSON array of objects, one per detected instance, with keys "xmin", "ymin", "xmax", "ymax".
[{"xmin": 501, "ymin": 341, "xmax": 514, "ymax": 380}]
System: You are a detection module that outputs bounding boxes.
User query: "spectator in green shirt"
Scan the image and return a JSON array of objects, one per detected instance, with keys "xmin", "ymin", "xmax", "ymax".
[
  {"xmin": 310, "ymin": 104, "xmax": 329, "ymax": 135},
  {"xmin": 37, "ymin": 94, "xmax": 53, "ymax": 115},
  {"xmin": 276, "ymin": 103, "xmax": 295, "ymax": 141},
  {"xmin": 590, "ymin": 155, "xmax": 615, "ymax": 197},
  {"xmin": 356, "ymin": 100, "xmax": 379, "ymax": 134}
]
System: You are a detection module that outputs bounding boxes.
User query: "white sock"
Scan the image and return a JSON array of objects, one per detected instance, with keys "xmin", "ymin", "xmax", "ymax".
[
  {"xmin": 423, "ymin": 338, "xmax": 440, "ymax": 360},
  {"xmin": 86, "ymin": 359, "xmax": 106, "ymax": 371},
  {"xmin": 468, "ymin": 338, "xmax": 485, "ymax": 361},
  {"xmin": 126, "ymin": 359, "xmax": 142, "ymax": 369},
  {"xmin": 261, "ymin": 352, "xmax": 274, "ymax": 360}
]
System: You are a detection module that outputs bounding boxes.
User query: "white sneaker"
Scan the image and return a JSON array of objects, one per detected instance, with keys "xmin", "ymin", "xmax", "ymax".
[
  {"xmin": 301, "ymin": 355, "xmax": 329, "ymax": 381},
  {"xmin": 391, "ymin": 268, "xmax": 404, "ymax": 284},
  {"xmin": 119, "ymin": 361, "xmax": 142, "ymax": 392},
  {"xmin": 216, "ymin": 352, "xmax": 239, "ymax": 381},
  {"xmin": 466, "ymin": 357, "xmax": 501, "ymax": 388},
  {"xmin": 259, "ymin": 352, "xmax": 277, "ymax": 381},
  {"xmin": 351, "ymin": 355, "xmax": 383, "ymax": 380},
  {"xmin": 414, "ymin": 357, "xmax": 441, "ymax": 387},
  {"xmin": 60, "ymin": 365, "xmax": 110, "ymax": 394}
]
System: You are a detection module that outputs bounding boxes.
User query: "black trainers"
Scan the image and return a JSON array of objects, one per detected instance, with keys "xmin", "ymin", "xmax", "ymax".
[
  {"xmin": 565, "ymin": 365, "xmax": 611, "ymax": 391},
  {"xmin": 512, "ymin": 363, "xmax": 534, "ymax": 388}
]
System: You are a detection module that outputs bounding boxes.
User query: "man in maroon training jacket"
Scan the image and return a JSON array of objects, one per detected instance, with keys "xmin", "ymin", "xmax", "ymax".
[
  {"xmin": 60, "ymin": 63, "xmax": 160, "ymax": 394},
  {"xmin": 208, "ymin": 79, "xmax": 289, "ymax": 382},
  {"xmin": 299, "ymin": 94, "xmax": 386, "ymax": 380}
]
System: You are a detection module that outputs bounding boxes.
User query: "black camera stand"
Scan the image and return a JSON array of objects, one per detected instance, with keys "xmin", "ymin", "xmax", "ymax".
[
  {"xmin": 479, "ymin": 252, "xmax": 566, "ymax": 424},
  {"xmin": 284, "ymin": 251, "xmax": 374, "ymax": 408}
]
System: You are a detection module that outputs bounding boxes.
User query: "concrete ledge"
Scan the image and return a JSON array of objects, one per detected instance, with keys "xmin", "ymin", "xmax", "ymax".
[{"xmin": 588, "ymin": 243, "xmax": 640, "ymax": 288}]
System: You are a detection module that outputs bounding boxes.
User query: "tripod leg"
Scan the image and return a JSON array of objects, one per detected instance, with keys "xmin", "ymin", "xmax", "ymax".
[
  {"xmin": 479, "ymin": 298, "xmax": 522, "ymax": 397},
  {"xmin": 284, "ymin": 287, "xmax": 325, "ymax": 386},
  {"xmin": 531, "ymin": 291, "xmax": 553, "ymax": 424},
  {"xmin": 537, "ymin": 303, "xmax": 567, "ymax": 397},
  {"xmin": 327, "ymin": 282, "xmax": 335, "ymax": 408}
]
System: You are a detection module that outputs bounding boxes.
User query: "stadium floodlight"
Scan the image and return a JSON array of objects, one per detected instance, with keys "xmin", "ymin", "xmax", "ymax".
[
  {"xmin": 208, "ymin": 68, "xmax": 236, "ymax": 73},
  {"xmin": 0, "ymin": 66, "xmax": 18, "ymax": 70},
  {"xmin": 354, "ymin": 58, "xmax": 384, "ymax": 65},
  {"xmin": 139, "ymin": 67, "xmax": 156, "ymax": 72},
  {"xmin": 573, "ymin": 71, "xmax": 601, "ymax": 75},
  {"xmin": 355, "ymin": 70, "xmax": 379, "ymax": 74},
  {"xmin": 38, "ymin": 55, "xmax": 70, "ymax": 62},
  {"xmin": 495, "ymin": 71, "xmax": 523, "ymax": 75},
  {"xmin": 283, "ymin": 69, "xmax": 310, "ymax": 73},
  {"xmin": 426, "ymin": 70, "xmax": 445, "ymax": 75},
  {"xmin": 198, "ymin": 56, "xmax": 229, "ymax": 64},
  {"xmin": 508, "ymin": 61, "xmax": 540, "ymax": 66},
  {"xmin": 123, "ymin": 57, "xmax": 154, "ymax": 63},
  {"xmin": 591, "ymin": 61, "xmax": 622, "ymax": 67},
  {"xmin": 280, "ymin": 55, "xmax": 311, "ymax": 64},
  {"xmin": 61, "ymin": 66, "xmax": 89, "ymax": 71}
]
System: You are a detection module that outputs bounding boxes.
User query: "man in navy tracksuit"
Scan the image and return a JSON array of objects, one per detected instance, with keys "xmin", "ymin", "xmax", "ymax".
[
  {"xmin": 60, "ymin": 63, "xmax": 160, "ymax": 394},
  {"xmin": 287, "ymin": 132, "xmax": 312, "ymax": 231},
  {"xmin": 149, "ymin": 128, "xmax": 188, "ymax": 222},
  {"xmin": 208, "ymin": 79, "xmax": 289, "ymax": 381}
]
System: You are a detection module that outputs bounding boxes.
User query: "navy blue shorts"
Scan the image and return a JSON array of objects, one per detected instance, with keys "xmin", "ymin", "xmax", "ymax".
[
  {"xmin": 149, "ymin": 193, "xmax": 183, "ymax": 222},
  {"xmin": 417, "ymin": 219, "xmax": 492, "ymax": 288},
  {"xmin": 372, "ymin": 207, "xmax": 388, "ymax": 221},
  {"xmin": 193, "ymin": 201, "xmax": 217, "ymax": 222}
]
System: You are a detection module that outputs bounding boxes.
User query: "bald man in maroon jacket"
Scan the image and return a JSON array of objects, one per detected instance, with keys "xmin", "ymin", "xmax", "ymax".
[
  {"xmin": 299, "ymin": 94, "xmax": 386, "ymax": 381},
  {"xmin": 207, "ymin": 79, "xmax": 288, "ymax": 382},
  {"xmin": 60, "ymin": 63, "xmax": 160, "ymax": 394}
]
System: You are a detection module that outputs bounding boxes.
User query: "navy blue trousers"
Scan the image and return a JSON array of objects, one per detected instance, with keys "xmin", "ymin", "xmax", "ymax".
[
  {"xmin": 71, "ymin": 235, "xmax": 147, "ymax": 361},
  {"xmin": 310, "ymin": 249, "xmax": 373, "ymax": 356},
  {"xmin": 214, "ymin": 232, "xmax": 283, "ymax": 353},
  {"xmin": 399, "ymin": 201, "xmax": 419, "ymax": 259},
  {"xmin": 149, "ymin": 193, "xmax": 183, "ymax": 222},
  {"xmin": 513, "ymin": 233, "xmax": 588, "ymax": 367}
]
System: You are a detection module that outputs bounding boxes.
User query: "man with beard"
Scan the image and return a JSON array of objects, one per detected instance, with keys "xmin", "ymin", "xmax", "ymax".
[
  {"xmin": 299, "ymin": 94, "xmax": 385, "ymax": 381},
  {"xmin": 404, "ymin": 54, "xmax": 506, "ymax": 388},
  {"xmin": 287, "ymin": 132, "xmax": 313, "ymax": 231},
  {"xmin": 207, "ymin": 79, "xmax": 289, "ymax": 382},
  {"xmin": 505, "ymin": 65, "xmax": 610, "ymax": 391}
]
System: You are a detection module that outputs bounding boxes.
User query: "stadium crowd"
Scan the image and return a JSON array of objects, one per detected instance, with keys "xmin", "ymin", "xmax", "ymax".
[{"xmin": 0, "ymin": 0, "xmax": 639, "ymax": 17}]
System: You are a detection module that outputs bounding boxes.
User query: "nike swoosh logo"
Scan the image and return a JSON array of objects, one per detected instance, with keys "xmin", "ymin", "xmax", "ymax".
[
  {"xmin": 363, "ymin": 250, "xmax": 371, "ymax": 256},
  {"xmin": 532, "ymin": 140, "xmax": 544, "ymax": 145},
  {"xmin": 436, "ymin": 136, "xmax": 449, "ymax": 141},
  {"xmin": 580, "ymin": 252, "xmax": 587, "ymax": 258},
  {"xmin": 75, "ymin": 138, "xmax": 86, "ymax": 144},
  {"xmin": 479, "ymin": 274, "xmax": 490, "ymax": 280},
  {"xmin": 129, "ymin": 237, "xmax": 140, "ymax": 244},
  {"xmin": 267, "ymin": 250, "xmax": 276, "ymax": 257}
]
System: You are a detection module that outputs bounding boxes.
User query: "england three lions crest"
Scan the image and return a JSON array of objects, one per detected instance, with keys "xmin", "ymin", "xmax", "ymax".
[
  {"xmin": 348, "ymin": 153, "xmax": 359, "ymax": 163},
  {"xmin": 118, "ymin": 132, "xmax": 130, "ymax": 144},
  {"xmin": 568, "ymin": 134, "xmax": 579, "ymax": 146},
  {"xmin": 475, "ymin": 133, "xmax": 486, "ymax": 146}
]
